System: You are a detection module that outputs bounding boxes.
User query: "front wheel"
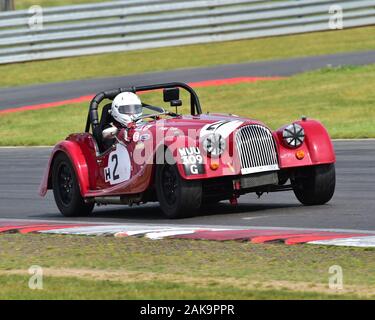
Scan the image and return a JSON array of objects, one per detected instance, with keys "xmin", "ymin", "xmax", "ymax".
[
  {"xmin": 155, "ymin": 151, "xmax": 202, "ymax": 219},
  {"xmin": 292, "ymin": 164, "xmax": 336, "ymax": 206},
  {"xmin": 52, "ymin": 153, "xmax": 94, "ymax": 217}
]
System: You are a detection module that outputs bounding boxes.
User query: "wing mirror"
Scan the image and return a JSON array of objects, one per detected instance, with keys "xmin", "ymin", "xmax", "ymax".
[
  {"xmin": 102, "ymin": 125, "xmax": 118, "ymax": 140},
  {"xmin": 163, "ymin": 87, "xmax": 182, "ymax": 107}
]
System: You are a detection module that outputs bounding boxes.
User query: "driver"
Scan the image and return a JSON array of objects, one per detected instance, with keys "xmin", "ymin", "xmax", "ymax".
[
  {"xmin": 98, "ymin": 92, "xmax": 143, "ymax": 150},
  {"xmin": 111, "ymin": 92, "xmax": 143, "ymax": 126}
]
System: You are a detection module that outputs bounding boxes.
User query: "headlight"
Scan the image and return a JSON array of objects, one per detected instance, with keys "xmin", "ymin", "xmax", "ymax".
[
  {"xmin": 282, "ymin": 123, "xmax": 305, "ymax": 148},
  {"xmin": 202, "ymin": 133, "xmax": 226, "ymax": 157}
]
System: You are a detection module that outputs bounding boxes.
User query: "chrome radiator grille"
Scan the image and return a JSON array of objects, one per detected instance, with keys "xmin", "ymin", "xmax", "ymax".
[{"xmin": 235, "ymin": 125, "xmax": 279, "ymax": 175}]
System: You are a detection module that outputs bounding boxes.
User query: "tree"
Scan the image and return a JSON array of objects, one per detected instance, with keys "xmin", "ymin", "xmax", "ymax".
[{"xmin": 0, "ymin": 0, "xmax": 15, "ymax": 11}]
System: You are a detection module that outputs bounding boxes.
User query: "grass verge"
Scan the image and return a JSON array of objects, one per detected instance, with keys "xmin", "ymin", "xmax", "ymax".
[
  {"xmin": 0, "ymin": 26, "xmax": 375, "ymax": 88},
  {"xmin": 15, "ymin": 0, "xmax": 111, "ymax": 10},
  {"xmin": 1, "ymin": 64, "xmax": 375, "ymax": 145},
  {"xmin": 0, "ymin": 234, "xmax": 374, "ymax": 299}
]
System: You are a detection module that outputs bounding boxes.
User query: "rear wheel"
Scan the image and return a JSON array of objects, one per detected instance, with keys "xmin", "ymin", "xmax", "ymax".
[
  {"xmin": 155, "ymin": 150, "xmax": 202, "ymax": 219},
  {"xmin": 292, "ymin": 164, "xmax": 335, "ymax": 205},
  {"xmin": 52, "ymin": 153, "xmax": 94, "ymax": 217}
]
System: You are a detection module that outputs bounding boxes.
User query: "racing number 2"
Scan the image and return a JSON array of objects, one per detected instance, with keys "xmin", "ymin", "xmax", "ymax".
[
  {"xmin": 111, "ymin": 154, "xmax": 119, "ymax": 181},
  {"xmin": 105, "ymin": 154, "xmax": 119, "ymax": 182},
  {"xmin": 104, "ymin": 144, "xmax": 132, "ymax": 185}
]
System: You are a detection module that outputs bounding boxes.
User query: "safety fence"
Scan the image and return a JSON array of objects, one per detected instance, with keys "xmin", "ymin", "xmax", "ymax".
[{"xmin": 0, "ymin": 0, "xmax": 374, "ymax": 64}]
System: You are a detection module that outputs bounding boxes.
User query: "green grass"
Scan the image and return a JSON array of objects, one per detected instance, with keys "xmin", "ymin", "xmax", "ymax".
[
  {"xmin": 15, "ymin": 0, "xmax": 110, "ymax": 10},
  {"xmin": 0, "ymin": 234, "xmax": 374, "ymax": 299},
  {"xmin": 1, "ymin": 64, "xmax": 375, "ymax": 145},
  {"xmin": 1, "ymin": 26, "xmax": 375, "ymax": 88},
  {"xmin": 0, "ymin": 275, "xmax": 363, "ymax": 300}
]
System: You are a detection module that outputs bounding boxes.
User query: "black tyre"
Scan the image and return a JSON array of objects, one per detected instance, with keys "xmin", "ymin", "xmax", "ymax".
[
  {"xmin": 292, "ymin": 164, "xmax": 336, "ymax": 206},
  {"xmin": 52, "ymin": 153, "xmax": 94, "ymax": 217},
  {"xmin": 155, "ymin": 150, "xmax": 202, "ymax": 219}
]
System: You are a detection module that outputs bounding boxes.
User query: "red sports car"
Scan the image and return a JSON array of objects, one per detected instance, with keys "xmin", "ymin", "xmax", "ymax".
[{"xmin": 40, "ymin": 82, "xmax": 336, "ymax": 218}]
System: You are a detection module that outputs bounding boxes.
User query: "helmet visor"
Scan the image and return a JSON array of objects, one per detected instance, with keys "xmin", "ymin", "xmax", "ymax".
[{"xmin": 118, "ymin": 104, "xmax": 143, "ymax": 115}]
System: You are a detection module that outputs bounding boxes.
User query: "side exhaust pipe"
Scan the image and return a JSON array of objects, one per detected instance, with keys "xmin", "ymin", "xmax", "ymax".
[{"xmin": 88, "ymin": 195, "xmax": 142, "ymax": 206}]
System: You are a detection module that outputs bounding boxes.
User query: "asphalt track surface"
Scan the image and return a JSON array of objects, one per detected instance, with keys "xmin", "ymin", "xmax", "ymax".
[
  {"xmin": 1, "ymin": 50, "xmax": 375, "ymax": 110},
  {"xmin": 0, "ymin": 141, "xmax": 374, "ymax": 231}
]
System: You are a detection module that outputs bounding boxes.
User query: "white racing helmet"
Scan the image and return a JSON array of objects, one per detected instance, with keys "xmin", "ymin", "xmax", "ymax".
[{"xmin": 111, "ymin": 92, "xmax": 143, "ymax": 126}]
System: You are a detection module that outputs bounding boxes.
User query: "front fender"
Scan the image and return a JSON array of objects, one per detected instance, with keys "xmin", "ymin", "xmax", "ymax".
[
  {"xmin": 39, "ymin": 140, "xmax": 90, "ymax": 197},
  {"xmin": 161, "ymin": 135, "xmax": 240, "ymax": 180},
  {"xmin": 156, "ymin": 119, "xmax": 336, "ymax": 181},
  {"xmin": 275, "ymin": 119, "xmax": 336, "ymax": 169}
]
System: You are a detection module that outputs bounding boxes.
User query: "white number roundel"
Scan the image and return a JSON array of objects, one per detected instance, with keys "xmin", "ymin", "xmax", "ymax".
[{"xmin": 104, "ymin": 144, "xmax": 131, "ymax": 185}]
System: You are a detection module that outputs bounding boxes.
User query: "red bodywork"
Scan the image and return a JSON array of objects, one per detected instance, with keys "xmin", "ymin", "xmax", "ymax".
[{"xmin": 39, "ymin": 113, "xmax": 335, "ymax": 199}]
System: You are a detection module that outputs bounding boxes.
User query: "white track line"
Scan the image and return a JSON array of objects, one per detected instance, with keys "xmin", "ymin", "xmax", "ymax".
[{"xmin": 308, "ymin": 236, "xmax": 375, "ymax": 247}]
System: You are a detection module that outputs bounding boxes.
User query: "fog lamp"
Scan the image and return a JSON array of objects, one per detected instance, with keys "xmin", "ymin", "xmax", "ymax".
[{"xmin": 295, "ymin": 150, "xmax": 305, "ymax": 160}]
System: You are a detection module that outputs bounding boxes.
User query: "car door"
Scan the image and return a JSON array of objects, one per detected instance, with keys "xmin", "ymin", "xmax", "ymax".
[{"xmin": 96, "ymin": 140, "xmax": 133, "ymax": 190}]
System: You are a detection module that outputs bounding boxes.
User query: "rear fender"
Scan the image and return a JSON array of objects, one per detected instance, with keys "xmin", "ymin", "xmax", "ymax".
[{"xmin": 39, "ymin": 141, "xmax": 90, "ymax": 197}]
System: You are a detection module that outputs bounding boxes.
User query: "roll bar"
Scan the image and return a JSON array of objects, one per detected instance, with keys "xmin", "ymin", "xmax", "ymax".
[{"xmin": 85, "ymin": 82, "xmax": 202, "ymax": 133}]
